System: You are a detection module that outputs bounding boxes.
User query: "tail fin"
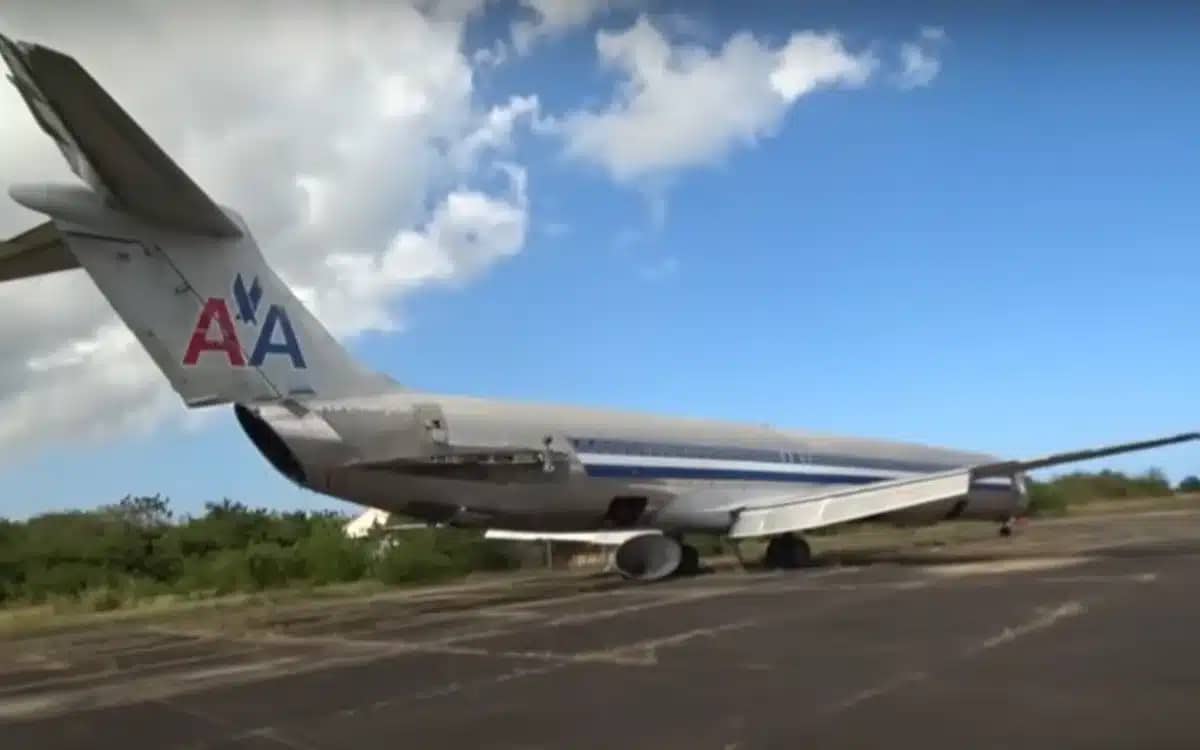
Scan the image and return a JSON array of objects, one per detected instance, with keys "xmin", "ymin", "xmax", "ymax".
[{"xmin": 1, "ymin": 34, "xmax": 396, "ymax": 407}]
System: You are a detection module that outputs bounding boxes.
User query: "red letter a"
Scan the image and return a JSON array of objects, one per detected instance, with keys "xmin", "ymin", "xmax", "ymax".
[{"xmin": 182, "ymin": 298, "xmax": 246, "ymax": 366}]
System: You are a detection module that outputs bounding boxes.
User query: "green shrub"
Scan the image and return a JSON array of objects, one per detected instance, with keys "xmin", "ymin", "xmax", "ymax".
[
  {"xmin": 427, "ymin": 529, "xmax": 521, "ymax": 572},
  {"xmin": 372, "ymin": 532, "xmax": 461, "ymax": 585},
  {"xmin": 1178, "ymin": 476, "xmax": 1200, "ymax": 493},
  {"xmin": 1026, "ymin": 482, "xmax": 1069, "ymax": 517},
  {"xmin": 684, "ymin": 534, "xmax": 727, "ymax": 555},
  {"xmin": 82, "ymin": 587, "xmax": 126, "ymax": 612},
  {"xmin": 201, "ymin": 549, "xmax": 255, "ymax": 595},
  {"xmin": 296, "ymin": 523, "xmax": 371, "ymax": 584},
  {"xmin": 21, "ymin": 563, "xmax": 109, "ymax": 600},
  {"xmin": 245, "ymin": 541, "xmax": 302, "ymax": 590}
]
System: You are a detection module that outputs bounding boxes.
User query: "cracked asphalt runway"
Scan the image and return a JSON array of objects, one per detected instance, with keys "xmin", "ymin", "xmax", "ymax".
[{"xmin": 3, "ymin": 509, "xmax": 1199, "ymax": 749}]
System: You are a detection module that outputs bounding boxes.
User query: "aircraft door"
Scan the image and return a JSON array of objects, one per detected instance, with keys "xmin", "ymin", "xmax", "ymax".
[{"xmin": 414, "ymin": 402, "xmax": 449, "ymax": 451}]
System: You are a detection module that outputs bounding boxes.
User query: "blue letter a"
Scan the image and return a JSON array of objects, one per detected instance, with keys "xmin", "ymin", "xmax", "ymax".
[{"xmin": 249, "ymin": 305, "xmax": 306, "ymax": 368}]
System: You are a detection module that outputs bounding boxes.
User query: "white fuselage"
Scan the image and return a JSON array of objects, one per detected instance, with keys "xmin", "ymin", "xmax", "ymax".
[{"xmin": 240, "ymin": 391, "xmax": 1027, "ymax": 535}]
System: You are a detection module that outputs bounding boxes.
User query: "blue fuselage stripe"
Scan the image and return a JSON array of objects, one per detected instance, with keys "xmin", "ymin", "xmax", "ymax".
[
  {"xmin": 582, "ymin": 463, "xmax": 1014, "ymax": 489},
  {"xmin": 584, "ymin": 464, "xmax": 889, "ymax": 484},
  {"xmin": 567, "ymin": 437, "xmax": 964, "ymax": 474}
]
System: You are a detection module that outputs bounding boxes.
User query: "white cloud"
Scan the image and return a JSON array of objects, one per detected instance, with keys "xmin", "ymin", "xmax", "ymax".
[
  {"xmin": 896, "ymin": 26, "xmax": 945, "ymax": 89},
  {"xmin": 300, "ymin": 165, "xmax": 528, "ymax": 336},
  {"xmin": 554, "ymin": 16, "xmax": 876, "ymax": 182},
  {"xmin": 511, "ymin": 0, "xmax": 627, "ymax": 54},
  {"xmin": 452, "ymin": 95, "xmax": 542, "ymax": 170},
  {"xmin": 473, "ymin": 39, "xmax": 510, "ymax": 68},
  {"xmin": 0, "ymin": 1, "xmax": 538, "ymax": 461},
  {"xmin": 770, "ymin": 31, "xmax": 876, "ymax": 101},
  {"xmin": 378, "ymin": 73, "xmax": 433, "ymax": 120},
  {"xmin": 0, "ymin": 324, "xmax": 174, "ymax": 455}
]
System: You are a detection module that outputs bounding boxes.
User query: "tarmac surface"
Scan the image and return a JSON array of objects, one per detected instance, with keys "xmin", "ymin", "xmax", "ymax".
[{"xmin": 3, "ymin": 509, "xmax": 1200, "ymax": 749}]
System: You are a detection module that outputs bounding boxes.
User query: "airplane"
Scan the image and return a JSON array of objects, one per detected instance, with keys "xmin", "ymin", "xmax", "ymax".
[{"xmin": 0, "ymin": 34, "xmax": 1195, "ymax": 581}]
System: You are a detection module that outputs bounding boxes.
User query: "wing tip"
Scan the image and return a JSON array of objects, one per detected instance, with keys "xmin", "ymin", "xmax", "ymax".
[
  {"xmin": 0, "ymin": 32, "xmax": 20, "ymax": 70},
  {"xmin": 0, "ymin": 32, "xmax": 37, "ymax": 67}
]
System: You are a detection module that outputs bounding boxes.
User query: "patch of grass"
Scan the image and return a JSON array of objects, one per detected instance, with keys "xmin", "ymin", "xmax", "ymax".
[{"xmin": 1062, "ymin": 493, "xmax": 1198, "ymax": 517}]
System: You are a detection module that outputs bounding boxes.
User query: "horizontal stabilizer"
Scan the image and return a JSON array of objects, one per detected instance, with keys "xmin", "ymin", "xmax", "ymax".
[
  {"xmin": 0, "ymin": 33, "xmax": 241, "ymax": 237},
  {"xmin": 0, "ymin": 221, "xmax": 78, "ymax": 282},
  {"xmin": 729, "ymin": 469, "xmax": 971, "ymax": 539}
]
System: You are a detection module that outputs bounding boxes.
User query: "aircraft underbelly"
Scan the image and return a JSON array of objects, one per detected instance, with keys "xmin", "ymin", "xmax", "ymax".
[{"xmin": 324, "ymin": 467, "xmax": 624, "ymax": 528}]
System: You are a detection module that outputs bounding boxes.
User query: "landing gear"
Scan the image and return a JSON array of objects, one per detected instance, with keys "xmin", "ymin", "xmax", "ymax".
[
  {"xmin": 678, "ymin": 543, "xmax": 701, "ymax": 576},
  {"xmin": 730, "ymin": 539, "xmax": 750, "ymax": 571},
  {"xmin": 763, "ymin": 533, "xmax": 812, "ymax": 569},
  {"xmin": 999, "ymin": 518, "xmax": 1016, "ymax": 537}
]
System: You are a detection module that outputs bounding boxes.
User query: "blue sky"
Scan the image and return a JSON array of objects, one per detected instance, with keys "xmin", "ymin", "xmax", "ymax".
[{"xmin": 0, "ymin": 1, "xmax": 1196, "ymax": 518}]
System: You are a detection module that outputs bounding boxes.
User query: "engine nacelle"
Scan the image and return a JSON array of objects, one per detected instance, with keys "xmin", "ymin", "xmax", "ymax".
[
  {"xmin": 234, "ymin": 403, "xmax": 351, "ymax": 491},
  {"xmin": 613, "ymin": 534, "xmax": 682, "ymax": 581},
  {"xmin": 958, "ymin": 474, "xmax": 1030, "ymax": 521},
  {"xmin": 880, "ymin": 473, "xmax": 1030, "ymax": 526}
]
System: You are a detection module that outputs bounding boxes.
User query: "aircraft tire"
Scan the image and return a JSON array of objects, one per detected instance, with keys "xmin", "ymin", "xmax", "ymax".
[
  {"xmin": 764, "ymin": 533, "xmax": 812, "ymax": 569},
  {"xmin": 677, "ymin": 544, "xmax": 701, "ymax": 576}
]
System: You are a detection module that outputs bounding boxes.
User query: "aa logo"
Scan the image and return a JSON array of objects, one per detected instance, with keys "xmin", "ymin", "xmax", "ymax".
[{"xmin": 182, "ymin": 274, "xmax": 306, "ymax": 369}]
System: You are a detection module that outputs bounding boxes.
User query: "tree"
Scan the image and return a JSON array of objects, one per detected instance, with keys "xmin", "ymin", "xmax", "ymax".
[
  {"xmin": 0, "ymin": 495, "xmax": 527, "ymax": 608},
  {"xmin": 1178, "ymin": 476, "xmax": 1200, "ymax": 493},
  {"xmin": 104, "ymin": 494, "xmax": 173, "ymax": 528}
]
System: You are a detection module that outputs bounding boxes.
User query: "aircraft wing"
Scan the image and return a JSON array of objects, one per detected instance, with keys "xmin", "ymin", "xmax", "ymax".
[
  {"xmin": 0, "ymin": 33, "xmax": 241, "ymax": 237},
  {"xmin": 730, "ymin": 469, "xmax": 972, "ymax": 539},
  {"xmin": 729, "ymin": 431, "xmax": 1199, "ymax": 540},
  {"xmin": 0, "ymin": 221, "xmax": 78, "ymax": 282},
  {"xmin": 970, "ymin": 432, "xmax": 1199, "ymax": 477}
]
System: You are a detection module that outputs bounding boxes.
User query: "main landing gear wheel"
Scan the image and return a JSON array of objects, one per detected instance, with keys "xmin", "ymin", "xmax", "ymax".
[
  {"xmin": 763, "ymin": 533, "xmax": 812, "ymax": 569},
  {"xmin": 999, "ymin": 518, "xmax": 1017, "ymax": 537},
  {"xmin": 677, "ymin": 543, "xmax": 701, "ymax": 576}
]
